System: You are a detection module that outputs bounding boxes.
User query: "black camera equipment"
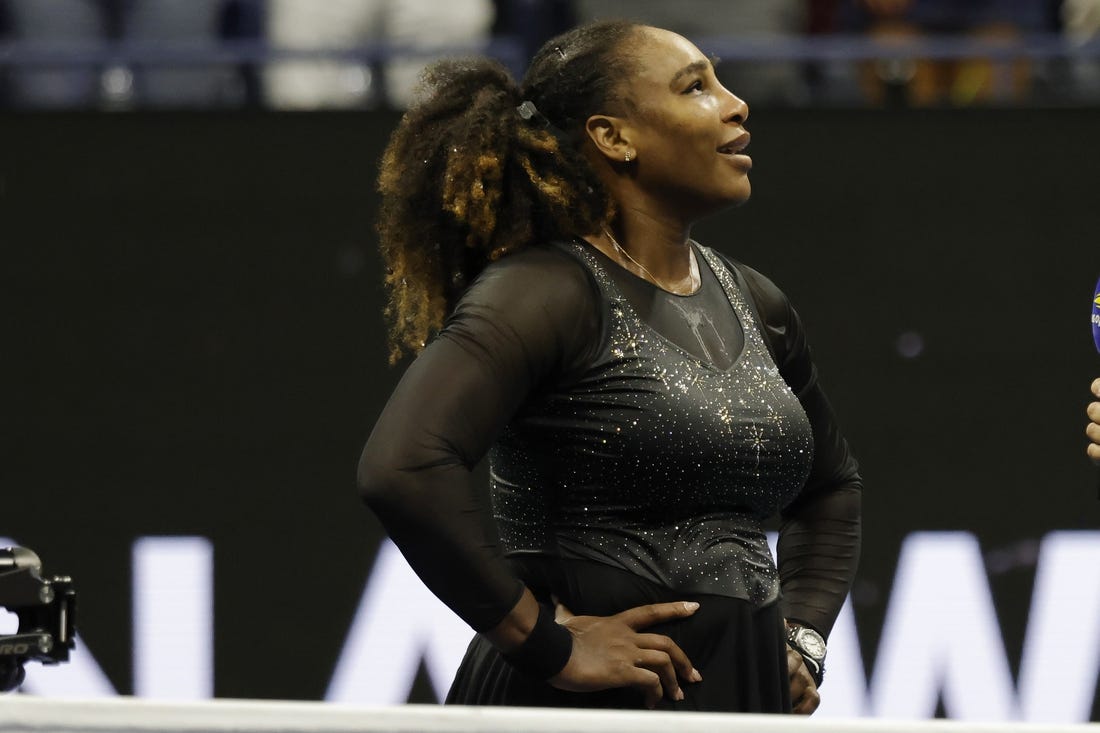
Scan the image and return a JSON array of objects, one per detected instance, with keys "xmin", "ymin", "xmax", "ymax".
[{"xmin": 0, "ymin": 547, "xmax": 76, "ymax": 692}]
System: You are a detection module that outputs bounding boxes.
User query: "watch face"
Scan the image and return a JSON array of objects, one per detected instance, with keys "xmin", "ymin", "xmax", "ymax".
[{"xmin": 797, "ymin": 629, "xmax": 826, "ymax": 659}]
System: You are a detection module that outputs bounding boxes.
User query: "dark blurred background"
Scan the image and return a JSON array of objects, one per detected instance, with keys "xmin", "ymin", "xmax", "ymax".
[{"xmin": 2, "ymin": 0, "xmax": 1100, "ymax": 724}]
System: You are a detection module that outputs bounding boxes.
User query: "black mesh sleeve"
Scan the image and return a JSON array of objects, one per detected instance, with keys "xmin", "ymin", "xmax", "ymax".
[
  {"xmin": 739, "ymin": 264, "xmax": 863, "ymax": 638},
  {"xmin": 357, "ymin": 245, "xmax": 601, "ymax": 632}
]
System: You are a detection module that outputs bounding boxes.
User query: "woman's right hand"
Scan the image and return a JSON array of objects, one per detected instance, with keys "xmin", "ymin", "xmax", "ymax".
[
  {"xmin": 548, "ymin": 599, "xmax": 702, "ymax": 709},
  {"xmin": 1088, "ymin": 378, "xmax": 1100, "ymax": 465}
]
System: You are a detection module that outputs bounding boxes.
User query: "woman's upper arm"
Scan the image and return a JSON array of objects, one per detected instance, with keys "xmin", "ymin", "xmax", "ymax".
[
  {"xmin": 358, "ymin": 246, "xmax": 600, "ymax": 630},
  {"xmin": 738, "ymin": 264, "xmax": 863, "ymax": 635}
]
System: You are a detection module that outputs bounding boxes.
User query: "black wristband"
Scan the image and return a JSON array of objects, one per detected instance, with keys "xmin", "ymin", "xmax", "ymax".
[{"xmin": 501, "ymin": 603, "xmax": 573, "ymax": 680}]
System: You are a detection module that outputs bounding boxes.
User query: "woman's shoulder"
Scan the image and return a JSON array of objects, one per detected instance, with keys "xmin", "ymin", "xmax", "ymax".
[
  {"xmin": 466, "ymin": 240, "xmax": 600, "ymax": 310},
  {"xmin": 446, "ymin": 240, "xmax": 604, "ymax": 377},
  {"xmin": 480, "ymin": 239, "xmax": 592, "ymax": 276}
]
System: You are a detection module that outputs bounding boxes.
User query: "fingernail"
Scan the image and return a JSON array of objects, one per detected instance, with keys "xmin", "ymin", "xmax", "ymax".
[
  {"xmin": 683, "ymin": 601, "xmax": 699, "ymax": 611},
  {"xmin": 691, "ymin": 668, "xmax": 702, "ymax": 682},
  {"xmin": 675, "ymin": 688, "xmax": 684, "ymax": 701}
]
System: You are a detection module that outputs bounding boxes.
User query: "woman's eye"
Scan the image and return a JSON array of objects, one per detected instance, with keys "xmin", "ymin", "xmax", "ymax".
[{"xmin": 685, "ymin": 80, "xmax": 704, "ymax": 94}]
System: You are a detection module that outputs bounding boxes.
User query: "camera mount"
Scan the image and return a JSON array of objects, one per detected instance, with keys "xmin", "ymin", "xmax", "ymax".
[{"xmin": 0, "ymin": 547, "xmax": 76, "ymax": 692}]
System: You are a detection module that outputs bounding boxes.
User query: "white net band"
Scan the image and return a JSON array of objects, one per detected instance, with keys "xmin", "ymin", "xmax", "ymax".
[{"xmin": 2, "ymin": 697, "xmax": 1098, "ymax": 733}]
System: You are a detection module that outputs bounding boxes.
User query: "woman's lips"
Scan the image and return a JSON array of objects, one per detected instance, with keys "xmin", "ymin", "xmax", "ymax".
[{"xmin": 718, "ymin": 132, "xmax": 752, "ymax": 170}]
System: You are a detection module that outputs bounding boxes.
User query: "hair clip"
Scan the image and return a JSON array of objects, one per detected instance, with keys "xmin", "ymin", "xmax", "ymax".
[
  {"xmin": 516, "ymin": 99, "xmax": 565, "ymax": 141},
  {"xmin": 516, "ymin": 100, "xmax": 539, "ymax": 122}
]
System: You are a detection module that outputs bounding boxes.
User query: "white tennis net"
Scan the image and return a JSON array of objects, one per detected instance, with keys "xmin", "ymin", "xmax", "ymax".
[{"xmin": 2, "ymin": 696, "xmax": 1098, "ymax": 733}]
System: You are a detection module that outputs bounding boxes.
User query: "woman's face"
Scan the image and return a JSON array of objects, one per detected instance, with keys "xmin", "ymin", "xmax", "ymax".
[{"xmin": 616, "ymin": 27, "xmax": 752, "ymax": 218}]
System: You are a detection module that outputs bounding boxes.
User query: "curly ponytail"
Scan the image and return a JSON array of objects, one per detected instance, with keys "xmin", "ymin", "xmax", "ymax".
[{"xmin": 377, "ymin": 20, "xmax": 642, "ymax": 363}]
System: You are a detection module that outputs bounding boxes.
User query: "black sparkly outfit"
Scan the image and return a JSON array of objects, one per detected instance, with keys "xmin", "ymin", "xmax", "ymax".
[{"xmin": 361, "ymin": 241, "xmax": 862, "ymax": 713}]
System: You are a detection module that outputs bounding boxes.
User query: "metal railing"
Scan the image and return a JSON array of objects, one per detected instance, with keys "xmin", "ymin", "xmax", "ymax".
[
  {"xmin": 1, "ymin": 32, "xmax": 1098, "ymax": 108},
  {"xmin": 1, "ymin": 33, "xmax": 1098, "ymax": 68}
]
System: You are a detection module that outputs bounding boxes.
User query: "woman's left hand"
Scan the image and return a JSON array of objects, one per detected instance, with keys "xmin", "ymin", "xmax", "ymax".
[{"xmin": 787, "ymin": 648, "xmax": 820, "ymax": 715}]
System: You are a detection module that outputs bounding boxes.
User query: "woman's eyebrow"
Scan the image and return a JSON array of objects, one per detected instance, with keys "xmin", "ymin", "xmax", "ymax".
[{"xmin": 670, "ymin": 59, "xmax": 711, "ymax": 87}]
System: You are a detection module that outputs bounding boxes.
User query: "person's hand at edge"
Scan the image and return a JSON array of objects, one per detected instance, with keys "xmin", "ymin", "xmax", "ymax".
[
  {"xmin": 1087, "ymin": 378, "xmax": 1100, "ymax": 465},
  {"xmin": 550, "ymin": 598, "xmax": 703, "ymax": 709}
]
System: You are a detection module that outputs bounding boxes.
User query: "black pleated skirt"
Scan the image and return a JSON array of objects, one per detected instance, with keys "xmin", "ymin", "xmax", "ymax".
[{"xmin": 446, "ymin": 559, "xmax": 791, "ymax": 713}]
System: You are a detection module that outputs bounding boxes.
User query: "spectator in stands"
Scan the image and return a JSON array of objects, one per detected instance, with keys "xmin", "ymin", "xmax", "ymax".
[
  {"xmin": 840, "ymin": 0, "xmax": 1050, "ymax": 106},
  {"xmin": 263, "ymin": 0, "xmax": 495, "ymax": 109},
  {"xmin": 3, "ymin": 0, "xmax": 238, "ymax": 108},
  {"xmin": 1062, "ymin": 0, "xmax": 1100, "ymax": 102}
]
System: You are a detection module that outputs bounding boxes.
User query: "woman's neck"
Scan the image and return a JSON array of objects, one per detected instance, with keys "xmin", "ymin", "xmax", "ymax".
[{"xmin": 585, "ymin": 207, "xmax": 699, "ymax": 294}]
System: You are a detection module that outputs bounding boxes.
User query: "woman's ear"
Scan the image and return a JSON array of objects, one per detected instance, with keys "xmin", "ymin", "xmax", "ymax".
[{"xmin": 585, "ymin": 114, "xmax": 633, "ymax": 163}]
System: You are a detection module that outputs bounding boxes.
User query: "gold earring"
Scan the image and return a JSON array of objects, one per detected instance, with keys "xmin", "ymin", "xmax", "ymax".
[{"xmin": 624, "ymin": 150, "xmax": 633, "ymax": 162}]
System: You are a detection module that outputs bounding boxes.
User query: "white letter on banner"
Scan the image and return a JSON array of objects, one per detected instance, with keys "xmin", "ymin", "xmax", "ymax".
[
  {"xmin": 814, "ymin": 597, "xmax": 869, "ymax": 718},
  {"xmin": 0, "ymin": 536, "xmax": 116, "ymax": 697},
  {"xmin": 133, "ymin": 536, "xmax": 214, "ymax": 699},
  {"xmin": 327, "ymin": 540, "xmax": 473, "ymax": 703},
  {"xmin": 1018, "ymin": 531, "xmax": 1100, "ymax": 723},
  {"xmin": 870, "ymin": 532, "xmax": 1017, "ymax": 720}
]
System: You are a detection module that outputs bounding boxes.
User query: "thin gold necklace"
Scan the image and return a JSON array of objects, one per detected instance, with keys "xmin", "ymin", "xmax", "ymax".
[{"xmin": 602, "ymin": 227, "xmax": 699, "ymax": 295}]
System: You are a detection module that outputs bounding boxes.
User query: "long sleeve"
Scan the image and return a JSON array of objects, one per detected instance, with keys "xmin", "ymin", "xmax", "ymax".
[
  {"xmin": 739, "ymin": 264, "xmax": 863, "ymax": 638},
  {"xmin": 357, "ymin": 245, "xmax": 601, "ymax": 632}
]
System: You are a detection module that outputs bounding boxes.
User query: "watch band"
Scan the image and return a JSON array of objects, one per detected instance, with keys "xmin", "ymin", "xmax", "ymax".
[{"xmin": 786, "ymin": 625, "xmax": 826, "ymax": 687}]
